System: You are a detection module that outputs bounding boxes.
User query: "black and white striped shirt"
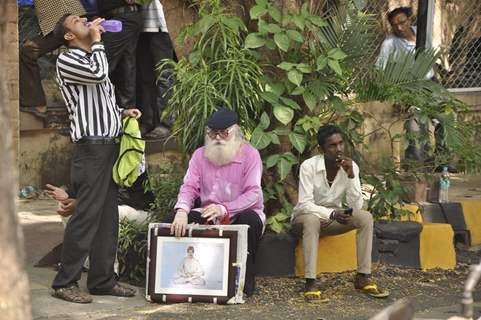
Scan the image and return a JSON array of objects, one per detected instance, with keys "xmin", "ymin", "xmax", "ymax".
[{"xmin": 56, "ymin": 42, "xmax": 123, "ymax": 142}]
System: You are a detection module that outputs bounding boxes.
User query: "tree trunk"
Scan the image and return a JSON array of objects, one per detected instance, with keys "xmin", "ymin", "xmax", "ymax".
[{"xmin": 0, "ymin": 1, "xmax": 32, "ymax": 319}]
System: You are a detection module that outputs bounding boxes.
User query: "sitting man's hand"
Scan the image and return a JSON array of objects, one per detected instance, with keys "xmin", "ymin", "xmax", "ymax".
[
  {"xmin": 45, "ymin": 184, "xmax": 69, "ymax": 201},
  {"xmin": 201, "ymin": 204, "xmax": 224, "ymax": 223},
  {"xmin": 171, "ymin": 209, "xmax": 188, "ymax": 237},
  {"xmin": 57, "ymin": 198, "xmax": 76, "ymax": 217},
  {"xmin": 123, "ymin": 108, "xmax": 142, "ymax": 119},
  {"xmin": 332, "ymin": 209, "xmax": 352, "ymax": 225},
  {"xmin": 337, "ymin": 156, "xmax": 354, "ymax": 179}
]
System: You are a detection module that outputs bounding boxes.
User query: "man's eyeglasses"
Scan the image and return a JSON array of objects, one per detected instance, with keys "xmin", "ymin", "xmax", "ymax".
[{"xmin": 206, "ymin": 126, "xmax": 234, "ymax": 139}]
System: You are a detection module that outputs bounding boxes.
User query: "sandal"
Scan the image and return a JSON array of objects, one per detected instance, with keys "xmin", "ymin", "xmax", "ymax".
[
  {"xmin": 357, "ymin": 284, "xmax": 390, "ymax": 298},
  {"xmin": 303, "ymin": 290, "xmax": 329, "ymax": 302},
  {"xmin": 52, "ymin": 285, "xmax": 92, "ymax": 303}
]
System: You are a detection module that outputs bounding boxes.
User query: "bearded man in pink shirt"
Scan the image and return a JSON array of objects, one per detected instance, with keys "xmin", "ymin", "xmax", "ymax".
[{"xmin": 168, "ymin": 107, "xmax": 265, "ymax": 297}]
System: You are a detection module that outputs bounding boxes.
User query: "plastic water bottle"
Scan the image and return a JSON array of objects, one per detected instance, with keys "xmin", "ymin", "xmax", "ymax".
[
  {"xmin": 439, "ymin": 166, "xmax": 450, "ymax": 203},
  {"xmin": 86, "ymin": 20, "xmax": 122, "ymax": 32}
]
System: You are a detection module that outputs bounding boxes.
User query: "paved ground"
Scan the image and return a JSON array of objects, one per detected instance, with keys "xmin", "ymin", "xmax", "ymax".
[{"xmin": 19, "ymin": 174, "xmax": 481, "ymax": 320}]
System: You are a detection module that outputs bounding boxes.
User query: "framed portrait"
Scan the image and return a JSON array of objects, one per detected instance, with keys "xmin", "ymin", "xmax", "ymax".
[{"xmin": 146, "ymin": 226, "xmax": 238, "ymax": 304}]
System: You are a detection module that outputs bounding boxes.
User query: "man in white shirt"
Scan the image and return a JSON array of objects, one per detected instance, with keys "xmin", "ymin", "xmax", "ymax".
[{"xmin": 291, "ymin": 125, "xmax": 389, "ymax": 300}]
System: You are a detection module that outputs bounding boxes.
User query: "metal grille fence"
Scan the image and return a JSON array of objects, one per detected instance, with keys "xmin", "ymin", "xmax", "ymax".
[{"xmin": 321, "ymin": 0, "xmax": 481, "ymax": 90}]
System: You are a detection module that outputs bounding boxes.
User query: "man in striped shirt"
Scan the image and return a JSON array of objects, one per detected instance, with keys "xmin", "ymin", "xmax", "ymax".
[{"xmin": 50, "ymin": 14, "xmax": 141, "ymax": 304}]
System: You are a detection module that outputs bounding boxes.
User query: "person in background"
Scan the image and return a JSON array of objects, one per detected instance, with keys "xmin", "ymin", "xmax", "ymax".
[
  {"xmin": 377, "ymin": 7, "xmax": 455, "ymax": 172},
  {"xmin": 18, "ymin": 0, "xmax": 88, "ymax": 118},
  {"xmin": 136, "ymin": 0, "xmax": 176, "ymax": 138},
  {"xmin": 97, "ymin": 0, "xmax": 142, "ymax": 111}
]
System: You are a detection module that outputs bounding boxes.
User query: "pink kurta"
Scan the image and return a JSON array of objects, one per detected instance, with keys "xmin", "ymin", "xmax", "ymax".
[{"xmin": 174, "ymin": 143, "xmax": 265, "ymax": 224}]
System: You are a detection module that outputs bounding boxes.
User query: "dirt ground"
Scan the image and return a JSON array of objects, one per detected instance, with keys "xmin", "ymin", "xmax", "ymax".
[
  {"xmin": 20, "ymin": 174, "xmax": 481, "ymax": 320},
  {"xmin": 132, "ymin": 248, "xmax": 480, "ymax": 320}
]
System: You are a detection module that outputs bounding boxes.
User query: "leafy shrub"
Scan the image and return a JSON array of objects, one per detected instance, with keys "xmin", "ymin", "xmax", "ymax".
[{"xmin": 118, "ymin": 163, "xmax": 185, "ymax": 284}]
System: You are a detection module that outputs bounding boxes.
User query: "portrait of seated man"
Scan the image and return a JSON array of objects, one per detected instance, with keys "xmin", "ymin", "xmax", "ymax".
[{"xmin": 173, "ymin": 246, "xmax": 206, "ymax": 286}]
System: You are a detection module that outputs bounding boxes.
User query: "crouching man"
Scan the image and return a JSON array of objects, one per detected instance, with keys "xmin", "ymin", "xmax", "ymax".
[
  {"xmin": 168, "ymin": 107, "xmax": 264, "ymax": 297},
  {"xmin": 291, "ymin": 125, "xmax": 389, "ymax": 300}
]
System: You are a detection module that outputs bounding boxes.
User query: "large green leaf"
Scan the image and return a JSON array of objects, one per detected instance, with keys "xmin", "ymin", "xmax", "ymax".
[
  {"xmin": 328, "ymin": 48, "xmax": 348, "ymax": 60},
  {"xmin": 283, "ymin": 152, "xmax": 298, "ymax": 163},
  {"xmin": 277, "ymin": 62, "xmax": 295, "ymax": 71},
  {"xmin": 289, "ymin": 132, "xmax": 307, "ymax": 153},
  {"xmin": 198, "ymin": 15, "xmax": 216, "ymax": 33},
  {"xmin": 250, "ymin": 5, "xmax": 268, "ymax": 19},
  {"xmin": 327, "ymin": 59, "xmax": 343, "ymax": 75},
  {"xmin": 316, "ymin": 55, "xmax": 328, "ymax": 71},
  {"xmin": 287, "ymin": 30, "xmax": 303, "ymax": 43},
  {"xmin": 265, "ymin": 154, "xmax": 280, "ymax": 168},
  {"xmin": 266, "ymin": 23, "xmax": 282, "ymax": 34},
  {"xmin": 291, "ymin": 15, "xmax": 305, "ymax": 31},
  {"xmin": 265, "ymin": 81, "xmax": 285, "ymax": 96},
  {"xmin": 274, "ymin": 32, "xmax": 290, "ymax": 52},
  {"xmin": 303, "ymin": 90, "xmax": 317, "ymax": 111},
  {"xmin": 269, "ymin": 7, "xmax": 282, "ymax": 23},
  {"xmin": 273, "ymin": 105, "xmax": 294, "ymax": 125},
  {"xmin": 251, "ymin": 127, "xmax": 271, "ymax": 149},
  {"xmin": 296, "ymin": 63, "xmax": 312, "ymax": 74},
  {"xmin": 259, "ymin": 112, "xmax": 270, "ymax": 130},
  {"xmin": 287, "ymin": 69, "xmax": 303, "ymax": 86},
  {"xmin": 308, "ymin": 15, "xmax": 327, "ymax": 27},
  {"xmin": 280, "ymin": 97, "xmax": 301, "ymax": 110},
  {"xmin": 270, "ymin": 132, "xmax": 280, "ymax": 145},
  {"xmin": 260, "ymin": 91, "xmax": 280, "ymax": 104},
  {"xmin": 245, "ymin": 33, "xmax": 266, "ymax": 49},
  {"xmin": 277, "ymin": 157, "xmax": 293, "ymax": 180}
]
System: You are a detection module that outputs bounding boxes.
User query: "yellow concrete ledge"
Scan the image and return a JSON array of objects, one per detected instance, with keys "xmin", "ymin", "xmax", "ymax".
[
  {"xmin": 420, "ymin": 223, "xmax": 456, "ymax": 270},
  {"xmin": 295, "ymin": 230, "xmax": 357, "ymax": 277},
  {"xmin": 461, "ymin": 200, "xmax": 481, "ymax": 246}
]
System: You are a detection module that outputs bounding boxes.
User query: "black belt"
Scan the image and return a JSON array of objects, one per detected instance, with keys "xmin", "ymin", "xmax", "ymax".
[
  {"xmin": 76, "ymin": 137, "xmax": 119, "ymax": 145},
  {"xmin": 105, "ymin": 5, "xmax": 139, "ymax": 18}
]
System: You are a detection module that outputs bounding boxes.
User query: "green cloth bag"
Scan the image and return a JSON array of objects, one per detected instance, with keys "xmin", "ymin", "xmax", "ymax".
[{"xmin": 113, "ymin": 117, "xmax": 146, "ymax": 188}]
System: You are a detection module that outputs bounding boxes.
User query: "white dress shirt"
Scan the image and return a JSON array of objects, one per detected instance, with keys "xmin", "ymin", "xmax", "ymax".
[{"xmin": 292, "ymin": 154, "xmax": 363, "ymax": 222}]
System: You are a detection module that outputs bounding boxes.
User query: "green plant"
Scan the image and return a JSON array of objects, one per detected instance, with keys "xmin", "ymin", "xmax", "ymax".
[
  {"xmin": 117, "ymin": 218, "xmax": 149, "ymax": 286},
  {"xmin": 159, "ymin": 0, "xmax": 264, "ymax": 153},
  {"xmin": 144, "ymin": 163, "xmax": 185, "ymax": 222},
  {"xmin": 162, "ymin": 0, "xmax": 481, "ymax": 232}
]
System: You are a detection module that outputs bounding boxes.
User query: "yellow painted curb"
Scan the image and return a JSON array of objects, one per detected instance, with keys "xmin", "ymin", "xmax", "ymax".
[
  {"xmin": 420, "ymin": 223, "xmax": 456, "ymax": 270},
  {"xmin": 461, "ymin": 200, "xmax": 481, "ymax": 246},
  {"xmin": 295, "ymin": 230, "xmax": 357, "ymax": 277}
]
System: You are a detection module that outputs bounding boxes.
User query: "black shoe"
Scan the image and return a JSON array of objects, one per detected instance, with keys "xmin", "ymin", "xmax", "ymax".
[{"xmin": 90, "ymin": 283, "xmax": 136, "ymax": 297}]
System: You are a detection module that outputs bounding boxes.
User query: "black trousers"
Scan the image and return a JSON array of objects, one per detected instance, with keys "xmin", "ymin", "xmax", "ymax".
[
  {"xmin": 19, "ymin": 32, "xmax": 63, "ymax": 107},
  {"xmin": 165, "ymin": 209, "xmax": 263, "ymax": 295},
  {"xmin": 102, "ymin": 11, "xmax": 142, "ymax": 109},
  {"xmin": 136, "ymin": 32, "xmax": 175, "ymax": 133},
  {"xmin": 52, "ymin": 143, "xmax": 120, "ymax": 293}
]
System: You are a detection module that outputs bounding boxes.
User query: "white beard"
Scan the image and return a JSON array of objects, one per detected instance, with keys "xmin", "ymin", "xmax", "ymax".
[{"xmin": 204, "ymin": 136, "xmax": 243, "ymax": 166}]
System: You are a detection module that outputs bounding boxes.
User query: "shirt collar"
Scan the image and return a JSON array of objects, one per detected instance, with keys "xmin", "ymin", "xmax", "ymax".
[
  {"xmin": 316, "ymin": 154, "xmax": 326, "ymax": 172},
  {"xmin": 68, "ymin": 46, "xmax": 90, "ymax": 57}
]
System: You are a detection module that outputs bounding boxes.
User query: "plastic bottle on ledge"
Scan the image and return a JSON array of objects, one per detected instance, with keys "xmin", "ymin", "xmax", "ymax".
[
  {"xmin": 86, "ymin": 20, "xmax": 122, "ymax": 32},
  {"xmin": 438, "ymin": 166, "xmax": 450, "ymax": 203}
]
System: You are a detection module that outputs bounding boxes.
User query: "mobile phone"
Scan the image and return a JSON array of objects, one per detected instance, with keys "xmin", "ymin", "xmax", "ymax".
[{"xmin": 344, "ymin": 208, "xmax": 353, "ymax": 216}]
